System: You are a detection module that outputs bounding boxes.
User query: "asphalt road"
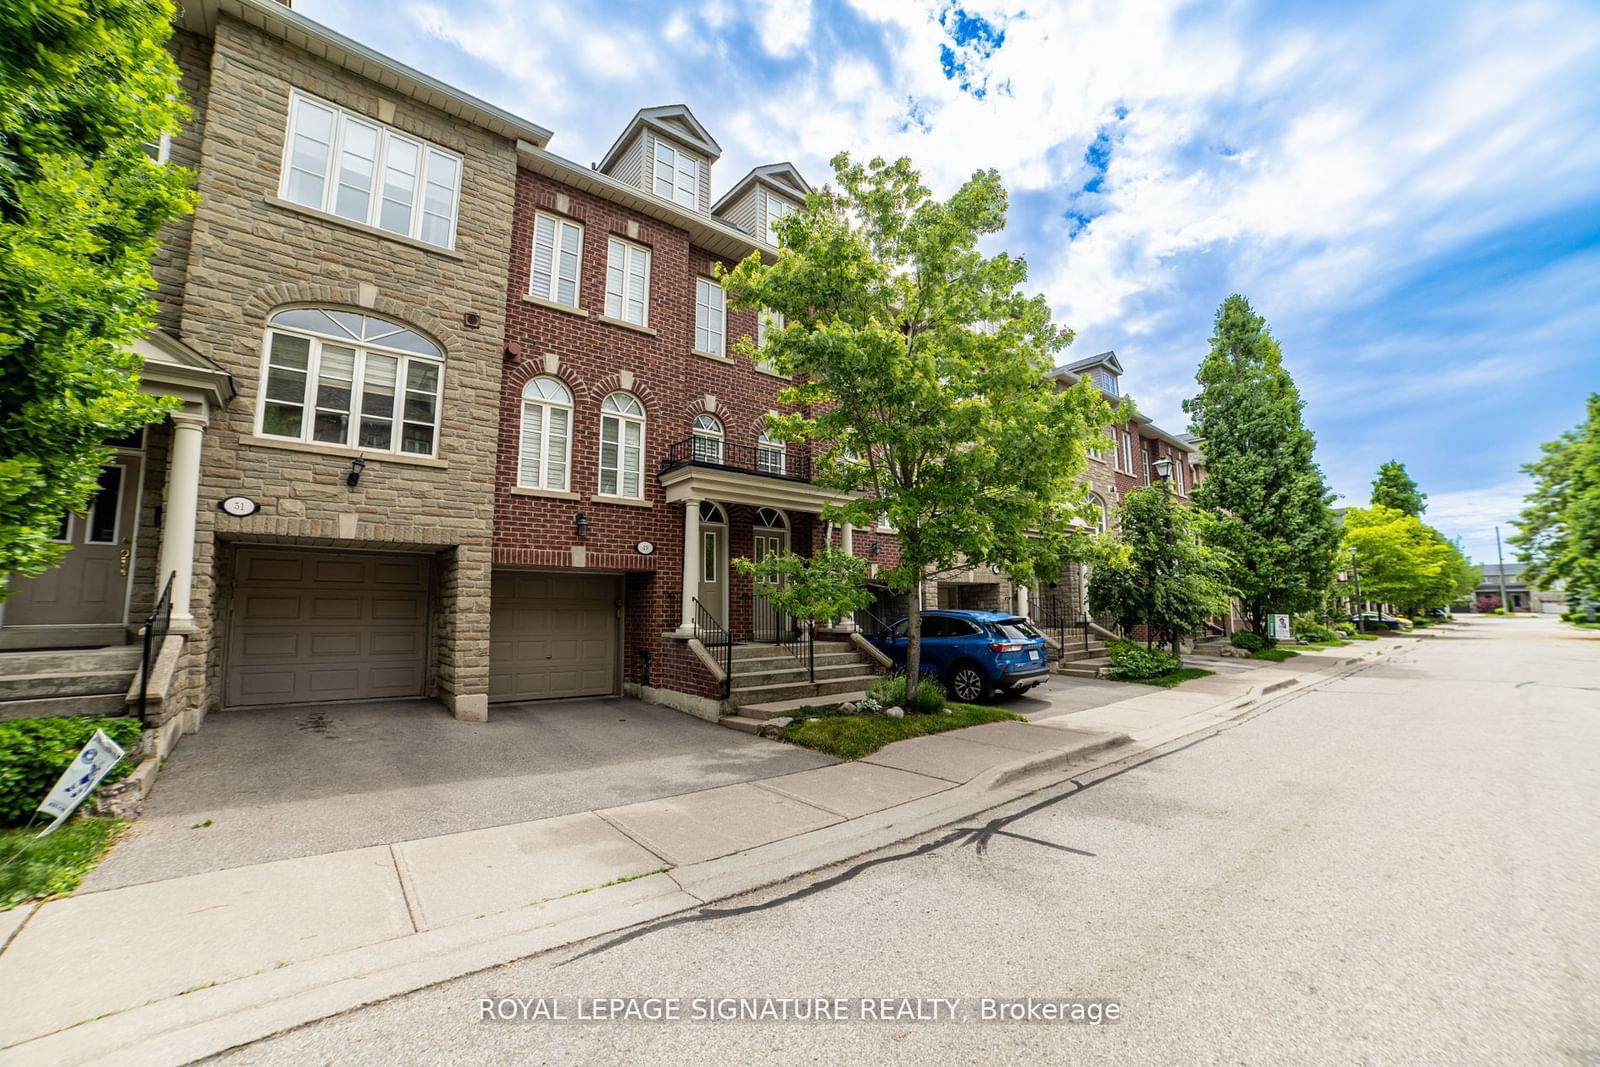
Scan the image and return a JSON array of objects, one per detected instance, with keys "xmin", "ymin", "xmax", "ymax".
[{"xmin": 219, "ymin": 616, "xmax": 1600, "ymax": 1065}]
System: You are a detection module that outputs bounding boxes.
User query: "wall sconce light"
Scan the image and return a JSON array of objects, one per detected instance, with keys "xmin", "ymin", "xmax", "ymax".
[
  {"xmin": 575, "ymin": 513, "xmax": 589, "ymax": 539},
  {"xmin": 869, "ymin": 541, "xmax": 881, "ymax": 558},
  {"xmin": 346, "ymin": 456, "xmax": 366, "ymax": 487}
]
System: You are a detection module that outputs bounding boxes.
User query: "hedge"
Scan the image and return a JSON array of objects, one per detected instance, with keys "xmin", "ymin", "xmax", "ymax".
[
  {"xmin": 0, "ymin": 716, "xmax": 142, "ymax": 826},
  {"xmin": 1107, "ymin": 639, "xmax": 1182, "ymax": 680}
]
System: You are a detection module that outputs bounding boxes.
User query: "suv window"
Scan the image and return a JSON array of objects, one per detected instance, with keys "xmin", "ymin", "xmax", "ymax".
[
  {"xmin": 925, "ymin": 615, "xmax": 979, "ymax": 638},
  {"xmin": 991, "ymin": 621, "xmax": 1040, "ymax": 641},
  {"xmin": 889, "ymin": 619, "xmax": 910, "ymax": 638}
]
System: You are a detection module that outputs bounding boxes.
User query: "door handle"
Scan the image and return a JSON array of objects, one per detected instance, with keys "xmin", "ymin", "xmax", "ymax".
[{"xmin": 118, "ymin": 538, "xmax": 132, "ymax": 577}]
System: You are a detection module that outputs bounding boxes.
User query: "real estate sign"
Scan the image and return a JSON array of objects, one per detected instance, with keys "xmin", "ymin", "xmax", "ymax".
[
  {"xmin": 36, "ymin": 729, "xmax": 126, "ymax": 836},
  {"xmin": 1268, "ymin": 614, "xmax": 1293, "ymax": 642}
]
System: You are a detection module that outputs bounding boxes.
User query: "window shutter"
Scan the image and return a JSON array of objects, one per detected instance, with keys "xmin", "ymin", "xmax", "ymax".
[{"xmin": 531, "ymin": 216, "xmax": 556, "ymax": 301}]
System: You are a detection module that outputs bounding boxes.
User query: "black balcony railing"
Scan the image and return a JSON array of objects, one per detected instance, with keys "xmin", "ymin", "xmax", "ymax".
[{"xmin": 660, "ymin": 437, "xmax": 814, "ymax": 482}]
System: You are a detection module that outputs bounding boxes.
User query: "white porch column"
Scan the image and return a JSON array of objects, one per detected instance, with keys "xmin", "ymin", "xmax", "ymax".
[
  {"xmin": 677, "ymin": 497, "xmax": 700, "ymax": 635},
  {"xmin": 1016, "ymin": 583, "xmax": 1030, "ymax": 618},
  {"xmin": 841, "ymin": 521, "xmax": 854, "ymax": 556},
  {"xmin": 157, "ymin": 412, "xmax": 206, "ymax": 626}
]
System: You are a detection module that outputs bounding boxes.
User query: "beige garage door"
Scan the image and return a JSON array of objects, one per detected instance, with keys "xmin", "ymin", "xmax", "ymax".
[
  {"xmin": 226, "ymin": 548, "xmax": 430, "ymax": 708},
  {"xmin": 490, "ymin": 571, "xmax": 618, "ymax": 702}
]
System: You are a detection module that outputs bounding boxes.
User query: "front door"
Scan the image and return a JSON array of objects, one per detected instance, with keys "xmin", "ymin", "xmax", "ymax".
[
  {"xmin": 751, "ymin": 527, "xmax": 788, "ymax": 641},
  {"xmin": 697, "ymin": 517, "xmax": 727, "ymax": 630},
  {"xmin": 3, "ymin": 459, "xmax": 143, "ymax": 647}
]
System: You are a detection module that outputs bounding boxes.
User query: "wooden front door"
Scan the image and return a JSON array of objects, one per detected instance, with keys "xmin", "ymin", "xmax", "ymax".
[{"xmin": 3, "ymin": 460, "xmax": 143, "ymax": 645}]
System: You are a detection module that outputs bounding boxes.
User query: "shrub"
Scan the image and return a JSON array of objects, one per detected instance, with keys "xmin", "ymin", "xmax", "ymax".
[
  {"xmin": 0, "ymin": 716, "xmax": 142, "ymax": 826},
  {"xmin": 869, "ymin": 673, "xmax": 947, "ymax": 713},
  {"xmin": 1293, "ymin": 617, "xmax": 1337, "ymax": 643},
  {"xmin": 1230, "ymin": 630, "xmax": 1268, "ymax": 653},
  {"xmin": 1107, "ymin": 639, "xmax": 1182, "ymax": 680}
]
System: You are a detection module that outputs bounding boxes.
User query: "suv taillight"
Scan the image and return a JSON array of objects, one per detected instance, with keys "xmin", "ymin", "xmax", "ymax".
[{"xmin": 989, "ymin": 642, "xmax": 1024, "ymax": 653}]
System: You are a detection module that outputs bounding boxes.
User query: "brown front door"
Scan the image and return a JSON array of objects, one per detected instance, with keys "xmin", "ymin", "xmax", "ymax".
[{"xmin": 3, "ymin": 460, "xmax": 142, "ymax": 646}]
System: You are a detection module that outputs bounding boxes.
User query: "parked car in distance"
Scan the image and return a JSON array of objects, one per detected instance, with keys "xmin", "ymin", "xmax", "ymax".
[
  {"xmin": 1352, "ymin": 611, "xmax": 1409, "ymax": 630},
  {"xmin": 868, "ymin": 610, "xmax": 1050, "ymax": 703}
]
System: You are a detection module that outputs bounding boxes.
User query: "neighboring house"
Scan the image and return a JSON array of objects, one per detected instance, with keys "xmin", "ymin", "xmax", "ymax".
[
  {"xmin": 1471, "ymin": 564, "xmax": 1564, "ymax": 614},
  {"xmin": 1, "ymin": 0, "xmax": 538, "ymax": 737}
]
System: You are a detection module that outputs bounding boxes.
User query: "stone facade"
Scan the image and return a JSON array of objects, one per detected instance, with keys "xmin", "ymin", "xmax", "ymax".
[{"xmin": 160, "ymin": 14, "xmax": 519, "ymax": 721}]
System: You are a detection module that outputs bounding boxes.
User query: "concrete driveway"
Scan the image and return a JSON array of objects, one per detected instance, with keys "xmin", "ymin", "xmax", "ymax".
[{"xmin": 85, "ymin": 696, "xmax": 835, "ymax": 892}]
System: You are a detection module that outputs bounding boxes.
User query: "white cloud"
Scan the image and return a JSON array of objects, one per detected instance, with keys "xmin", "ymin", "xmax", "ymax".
[
  {"xmin": 1379, "ymin": 479, "xmax": 1532, "ymax": 563},
  {"xmin": 753, "ymin": 0, "xmax": 814, "ymax": 57}
]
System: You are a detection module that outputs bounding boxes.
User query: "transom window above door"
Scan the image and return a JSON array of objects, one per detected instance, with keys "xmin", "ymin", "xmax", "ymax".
[
  {"xmin": 257, "ymin": 307, "xmax": 444, "ymax": 458},
  {"xmin": 280, "ymin": 91, "xmax": 462, "ymax": 249}
]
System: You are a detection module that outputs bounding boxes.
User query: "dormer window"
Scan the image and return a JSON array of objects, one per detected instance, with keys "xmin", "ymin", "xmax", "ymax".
[
  {"xmin": 765, "ymin": 195, "xmax": 793, "ymax": 245},
  {"xmin": 654, "ymin": 141, "xmax": 697, "ymax": 208},
  {"xmin": 1094, "ymin": 368, "xmax": 1119, "ymax": 396}
]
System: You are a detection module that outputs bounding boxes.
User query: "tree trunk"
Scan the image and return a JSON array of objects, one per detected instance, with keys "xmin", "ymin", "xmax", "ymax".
[{"xmin": 904, "ymin": 580, "xmax": 923, "ymax": 691}]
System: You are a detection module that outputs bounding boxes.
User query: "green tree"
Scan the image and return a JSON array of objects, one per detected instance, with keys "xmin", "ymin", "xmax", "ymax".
[
  {"xmin": 732, "ymin": 547, "xmax": 873, "ymax": 630},
  {"xmin": 1184, "ymin": 295, "xmax": 1339, "ymax": 635},
  {"xmin": 722, "ymin": 153, "xmax": 1118, "ymax": 688},
  {"xmin": 1510, "ymin": 393, "xmax": 1600, "ymax": 613},
  {"xmin": 1337, "ymin": 505, "xmax": 1477, "ymax": 615},
  {"xmin": 1371, "ymin": 460, "xmax": 1426, "ymax": 516},
  {"xmin": 0, "ymin": 0, "xmax": 195, "ymax": 590},
  {"xmin": 1086, "ymin": 484, "xmax": 1234, "ymax": 654}
]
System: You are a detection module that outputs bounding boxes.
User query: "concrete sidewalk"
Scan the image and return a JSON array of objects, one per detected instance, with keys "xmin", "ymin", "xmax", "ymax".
[{"xmin": 0, "ymin": 634, "xmax": 1406, "ymax": 1064}]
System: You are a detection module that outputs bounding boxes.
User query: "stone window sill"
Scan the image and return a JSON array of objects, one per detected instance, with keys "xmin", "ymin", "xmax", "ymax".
[
  {"xmin": 242, "ymin": 434, "xmax": 449, "ymax": 469},
  {"xmin": 754, "ymin": 364, "xmax": 791, "ymax": 380},
  {"xmin": 691, "ymin": 349, "xmax": 733, "ymax": 364},
  {"xmin": 263, "ymin": 197, "xmax": 466, "ymax": 260},
  {"xmin": 591, "ymin": 493, "xmax": 653, "ymax": 509},
  {"xmin": 521, "ymin": 294, "xmax": 589, "ymax": 318},
  {"xmin": 510, "ymin": 486, "xmax": 581, "ymax": 500},
  {"xmin": 597, "ymin": 314, "xmax": 657, "ymax": 337}
]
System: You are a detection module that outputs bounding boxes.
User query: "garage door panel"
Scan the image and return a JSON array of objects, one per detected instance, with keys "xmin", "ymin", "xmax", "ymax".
[
  {"xmin": 226, "ymin": 549, "xmax": 429, "ymax": 708},
  {"xmin": 489, "ymin": 572, "xmax": 618, "ymax": 702}
]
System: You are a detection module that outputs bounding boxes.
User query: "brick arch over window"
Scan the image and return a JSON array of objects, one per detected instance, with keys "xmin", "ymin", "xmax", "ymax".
[
  {"xmin": 245, "ymin": 284, "xmax": 460, "ymax": 355},
  {"xmin": 684, "ymin": 395, "xmax": 719, "ymax": 419},
  {"xmin": 590, "ymin": 371, "xmax": 659, "ymax": 416},
  {"xmin": 503, "ymin": 357, "xmax": 589, "ymax": 405}
]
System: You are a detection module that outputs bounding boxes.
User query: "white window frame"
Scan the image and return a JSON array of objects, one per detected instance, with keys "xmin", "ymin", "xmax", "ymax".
[
  {"xmin": 605, "ymin": 238, "xmax": 651, "ymax": 326},
  {"xmin": 278, "ymin": 90, "xmax": 463, "ymax": 250},
  {"xmin": 255, "ymin": 308, "xmax": 445, "ymax": 459},
  {"xmin": 756, "ymin": 429, "xmax": 786, "ymax": 475},
  {"xmin": 691, "ymin": 413, "xmax": 724, "ymax": 464},
  {"xmin": 764, "ymin": 193, "xmax": 793, "ymax": 245},
  {"xmin": 1120, "ymin": 431, "xmax": 1134, "ymax": 474},
  {"xmin": 529, "ymin": 213, "xmax": 583, "ymax": 308},
  {"xmin": 599, "ymin": 392, "xmax": 646, "ymax": 499},
  {"xmin": 142, "ymin": 132, "xmax": 172, "ymax": 165},
  {"xmin": 1142, "ymin": 447, "xmax": 1151, "ymax": 484},
  {"xmin": 518, "ymin": 376, "xmax": 573, "ymax": 491},
  {"xmin": 695, "ymin": 277, "xmax": 725, "ymax": 356},
  {"xmin": 652, "ymin": 139, "xmax": 698, "ymax": 208}
]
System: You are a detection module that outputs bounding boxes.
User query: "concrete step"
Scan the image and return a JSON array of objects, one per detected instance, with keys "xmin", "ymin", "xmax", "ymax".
[
  {"xmin": 0, "ymin": 646, "xmax": 141, "ymax": 676},
  {"xmin": 730, "ymin": 651, "xmax": 866, "ymax": 673},
  {"xmin": 719, "ymin": 715, "xmax": 768, "ymax": 735},
  {"xmin": 1053, "ymin": 646, "xmax": 1107, "ymax": 664},
  {"xmin": 734, "ymin": 690, "xmax": 871, "ymax": 720},
  {"xmin": 0, "ymin": 692, "xmax": 131, "ymax": 720},
  {"xmin": 731, "ymin": 674, "xmax": 882, "ymax": 708},
  {"xmin": 730, "ymin": 662, "xmax": 873, "ymax": 690},
  {"xmin": 0, "ymin": 669, "xmax": 138, "ymax": 700},
  {"xmin": 1054, "ymin": 659, "xmax": 1109, "ymax": 679}
]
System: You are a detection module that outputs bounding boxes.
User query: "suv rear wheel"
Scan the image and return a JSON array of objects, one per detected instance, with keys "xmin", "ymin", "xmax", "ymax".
[{"xmin": 947, "ymin": 662, "xmax": 991, "ymax": 703}]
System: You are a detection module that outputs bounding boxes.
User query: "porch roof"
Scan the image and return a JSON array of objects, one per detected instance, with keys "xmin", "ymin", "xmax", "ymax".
[{"xmin": 657, "ymin": 464, "xmax": 856, "ymax": 514}]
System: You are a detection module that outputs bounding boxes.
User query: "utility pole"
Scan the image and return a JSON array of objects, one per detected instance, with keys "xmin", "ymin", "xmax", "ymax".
[
  {"xmin": 1350, "ymin": 546, "xmax": 1364, "ymax": 634},
  {"xmin": 1494, "ymin": 525, "xmax": 1510, "ymax": 613}
]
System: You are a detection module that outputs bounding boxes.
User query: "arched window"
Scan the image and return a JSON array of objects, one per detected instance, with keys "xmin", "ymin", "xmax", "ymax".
[
  {"xmin": 754, "ymin": 507, "xmax": 788, "ymax": 530},
  {"xmin": 691, "ymin": 414, "xmax": 724, "ymax": 465},
  {"xmin": 1089, "ymin": 493, "xmax": 1108, "ymax": 535},
  {"xmin": 756, "ymin": 428, "xmax": 786, "ymax": 475},
  {"xmin": 258, "ymin": 307, "xmax": 444, "ymax": 456},
  {"xmin": 518, "ymin": 376, "xmax": 572, "ymax": 490},
  {"xmin": 699, "ymin": 501, "xmax": 727, "ymax": 524},
  {"xmin": 599, "ymin": 391, "xmax": 645, "ymax": 498}
]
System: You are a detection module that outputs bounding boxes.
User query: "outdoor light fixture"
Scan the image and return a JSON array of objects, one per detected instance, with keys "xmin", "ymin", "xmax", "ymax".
[
  {"xmin": 870, "ymin": 542, "xmax": 881, "ymax": 557},
  {"xmin": 574, "ymin": 513, "xmax": 589, "ymax": 539},
  {"xmin": 1152, "ymin": 456, "xmax": 1173, "ymax": 480},
  {"xmin": 346, "ymin": 456, "xmax": 366, "ymax": 487}
]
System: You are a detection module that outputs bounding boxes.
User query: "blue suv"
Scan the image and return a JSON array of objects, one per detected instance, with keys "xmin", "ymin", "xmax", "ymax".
[{"xmin": 868, "ymin": 610, "xmax": 1050, "ymax": 703}]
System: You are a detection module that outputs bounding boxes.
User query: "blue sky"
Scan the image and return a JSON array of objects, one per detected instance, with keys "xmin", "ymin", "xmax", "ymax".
[{"xmin": 301, "ymin": 0, "xmax": 1600, "ymax": 563}]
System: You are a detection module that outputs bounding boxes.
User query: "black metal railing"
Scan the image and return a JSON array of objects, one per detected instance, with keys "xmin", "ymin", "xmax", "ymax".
[
  {"xmin": 752, "ymin": 595, "xmax": 812, "ymax": 682},
  {"xmin": 692, "ymin": 596, "xmax": 733, "ymax": 699},
  {"xmin": 1032, "ymin": 596, "xmax": 1091, "ymax": 659},
  {"xmin": 660, "ymin": 437, "xmax": 814, "ymax": 482},
  {"xmin": 853, "ymin": 606, "xmax": 892, "ymax": 640},
  {"xmin": 137, "ymin": 573, "xmax": 175, "ymax": 720}
]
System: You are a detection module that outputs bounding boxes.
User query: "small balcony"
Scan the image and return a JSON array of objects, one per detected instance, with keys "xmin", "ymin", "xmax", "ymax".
[{"xmin": 660, "ymin": 437, "xmax": 814, "ymax": 483}]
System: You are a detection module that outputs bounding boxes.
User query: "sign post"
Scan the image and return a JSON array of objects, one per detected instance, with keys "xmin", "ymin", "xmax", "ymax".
[{"xmin": 36, "ymin": 729, "xmax": 126, "ymax": 836}]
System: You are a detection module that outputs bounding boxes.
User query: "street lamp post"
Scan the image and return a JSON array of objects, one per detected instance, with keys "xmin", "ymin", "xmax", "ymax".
[
  {"xmin": 1152, "ymin": 456, "xmax": 1175, "ymax": 653},
  {"xmin": 1350, "ymin": 546, "xmax": 1364, "ymax": 634}
]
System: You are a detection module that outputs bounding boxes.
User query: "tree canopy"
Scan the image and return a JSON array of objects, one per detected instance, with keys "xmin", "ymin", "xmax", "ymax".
[
  {"xmin": 722, "ymin": 152, "xmax": 1118, "ymax": 686},
  {"xmin": 0, "ymin": 0, "xmax": 194, "ymax": 590},
  {"xmin": 1371, "ymin": 460, "xmax": 1426, "ymax": 517},
  {"xmin": 1338, "ymin": 505, "xmax": 1478, "ymax": 615},
  {"xmin": 1086, "ymin": 484, "xmax": 1233, "ymax": 652},
  {"xmin": 1183, "ymin": 295, "xmax": 1339, "ymax": 633},
  {"xmin": 1510, "ymin": 393, "xmax": 1600, "ymax": 617},
  {"xmin": 733, "ymin": 547, "xmax": 872, "ymax": 628}
]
